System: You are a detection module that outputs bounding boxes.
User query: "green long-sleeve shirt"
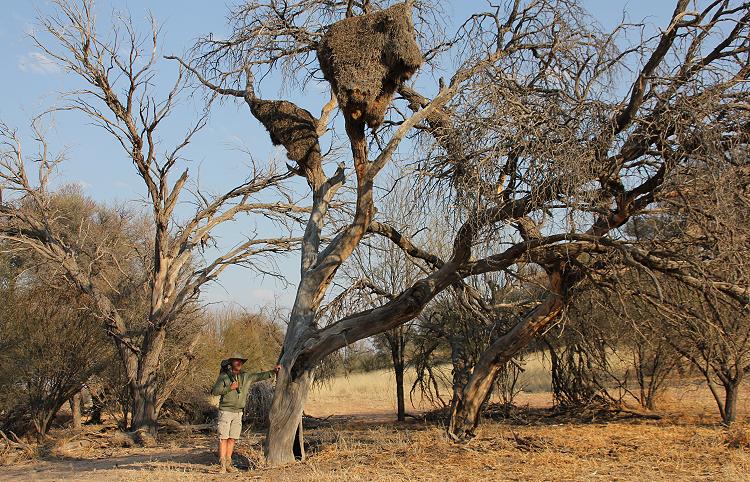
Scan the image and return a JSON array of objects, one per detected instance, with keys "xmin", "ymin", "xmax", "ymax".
[{"xmin": 211, "ymin": 369, "xmax": 274, "ymax": 413}]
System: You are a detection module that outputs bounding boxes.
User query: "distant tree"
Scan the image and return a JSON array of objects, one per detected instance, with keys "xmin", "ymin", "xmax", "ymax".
[
  {"xmin": 547, "ymin": 289, "xmax": 680, "ymax": 412},
  {"xmin": 640, "ymin": 280, "xmax": 749, "ymax": 425},
  {"xmin": 341, "ymin": 182, "xmax": 426, "ymax": 421}
]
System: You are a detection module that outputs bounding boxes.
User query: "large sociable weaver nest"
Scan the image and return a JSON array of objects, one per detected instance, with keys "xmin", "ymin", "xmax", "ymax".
[{"xmin": 317, "ymin": 2, "xmax": 423, "ymax": 129}]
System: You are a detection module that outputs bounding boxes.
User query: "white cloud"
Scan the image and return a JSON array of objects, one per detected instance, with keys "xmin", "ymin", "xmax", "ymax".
[{"xmin": 18, "ymin": 52, "xmax": 61, "ymax": 74}]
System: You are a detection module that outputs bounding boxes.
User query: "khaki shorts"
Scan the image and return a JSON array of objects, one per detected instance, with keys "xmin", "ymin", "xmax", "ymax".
[{"xmin": 217, "ymin": 410, "xmax": 243, "ymax": 440}]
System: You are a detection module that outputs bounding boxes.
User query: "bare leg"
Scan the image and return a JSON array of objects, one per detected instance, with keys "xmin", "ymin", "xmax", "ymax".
[
  {"xmin": 226, "ymin": 438, "xmax": 236, "ymax": 460},
  {"xmin": 218, "ymin": 439, "xmax": 227, "ymax": 461}
]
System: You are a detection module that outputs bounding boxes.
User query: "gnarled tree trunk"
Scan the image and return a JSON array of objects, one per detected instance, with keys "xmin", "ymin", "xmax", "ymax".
[{"xmin": 265, "ymin": 366, "xmax": 312, "ymax": 465}]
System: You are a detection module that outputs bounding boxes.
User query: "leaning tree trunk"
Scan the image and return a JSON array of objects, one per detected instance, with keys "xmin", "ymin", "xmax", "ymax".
[{"xmin": 448, "ymin": 269, "xmax": 567, "ymax": 441}]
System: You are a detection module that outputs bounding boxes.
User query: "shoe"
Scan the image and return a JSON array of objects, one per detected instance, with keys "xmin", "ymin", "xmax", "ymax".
[
  {"xmin": 226, "ymin": 458, "xmax": 238, "ymax": 473},
  {"xmin": 218, "ymin": 458, "xmax": 227, "ymax": 474}
]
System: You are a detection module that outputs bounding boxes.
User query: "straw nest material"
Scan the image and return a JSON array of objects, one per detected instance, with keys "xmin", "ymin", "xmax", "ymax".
[
  {"xmin": 317, "ymin": 2, "xmax": 423, "ymax": 128},
  {"xmin": 248, "ymin": 99, "xmax": 321, "ymax": 169}
]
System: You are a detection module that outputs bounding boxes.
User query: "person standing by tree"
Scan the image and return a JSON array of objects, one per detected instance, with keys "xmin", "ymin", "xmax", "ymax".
[{"xmin": 212, "ymin": 353, "xmax": 281, "ymax": 473}]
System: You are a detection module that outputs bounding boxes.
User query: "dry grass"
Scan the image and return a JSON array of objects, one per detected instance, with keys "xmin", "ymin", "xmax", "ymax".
[
  {"xmin": 266, "ymin": 420, "xmax": 750, "ymax": 481},
  {"xmin": 5, "ymin": 418, "xmax": 746, "ymax": 481},
  {"xmin": 307, "ymin": 353, "xmax": 553, "ymax": 417}
]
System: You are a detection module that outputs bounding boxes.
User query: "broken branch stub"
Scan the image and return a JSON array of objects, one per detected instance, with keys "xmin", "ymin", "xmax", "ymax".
[{"xmin": 317, "ymin": 2, "xmax": 423, "ymax": 129}]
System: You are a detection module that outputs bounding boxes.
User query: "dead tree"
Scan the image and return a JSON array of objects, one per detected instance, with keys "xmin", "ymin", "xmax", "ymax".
[
  {"xmin": 0, "ymin": 0, "xmax": 299, "ymax": 435},
  {"xmin": 184, "ymin": 0, "xmax": 749, "ymax": 462}
]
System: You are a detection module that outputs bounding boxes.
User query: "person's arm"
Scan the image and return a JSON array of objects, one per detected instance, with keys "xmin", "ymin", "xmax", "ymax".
[
  {"xmin": 211, "ymin": 373, "xmax": 232, "ymax": 396},
  {"xmin": 247, "ymin": 369, "xmax": 275, "ymax": 384},
  {"xmin": 243, "ymin": 365, "xmax": 281, "ymax": 388}
]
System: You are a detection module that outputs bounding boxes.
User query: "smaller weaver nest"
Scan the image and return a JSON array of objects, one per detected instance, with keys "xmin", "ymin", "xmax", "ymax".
[
  {"xmin": 317, "ymin": 2, "xmax": 423, "ymax": 129},
  {"xmin": 248, "ymin": 99, "xmax": 321, "ymax": 170}
]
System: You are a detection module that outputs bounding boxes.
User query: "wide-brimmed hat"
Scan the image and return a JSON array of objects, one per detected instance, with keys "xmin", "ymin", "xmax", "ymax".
[{"xmin": 227, "ymin": 352, "xmax": 248, "ymax": 362}]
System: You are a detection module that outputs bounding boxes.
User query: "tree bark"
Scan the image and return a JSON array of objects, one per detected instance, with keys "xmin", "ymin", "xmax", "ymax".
[
  {"xmin": 264, "ymin": 366, "xmax": 312, "ymax": 465},
  {"xmin": 722, "ymin": 380, "xmax": 740, "ymax": 426},
  {"xmin": 448, "ymin": 269, "xmax": 568, "ymax": 441},
  {"xmin": 130, "ymin": 381, "xmax": 159, "ymax": 435},
  {"xmin": 125, "ymin": 327, "xmax": 166, "ymax": 435},
  {"xmin": 394, "ymin": 356, "xmax": 406, "ymax": 422},
  {"xmin": 449, "ymin": 335, "xmax": 472, "ymax": 424},
  {"xmin": 387, "ymin": 331, "xmax": 407, "ymax": 422},
  {"xmin": 69, "ymin": 391, "xmax": 82, "ymax": 429}
]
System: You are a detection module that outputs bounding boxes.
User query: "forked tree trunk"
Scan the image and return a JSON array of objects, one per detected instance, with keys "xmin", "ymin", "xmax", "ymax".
[
  {"xmin": 704, "ymin": 370, "xmax": 743, "ymax": 426},
  {"xmin": 448, "ymin": 270, "xmax": 567, "ymax": 441},
  {"xmin": 265, "ymin": 117, "xmax": 372, "ymax": 465},
  {"xmin": 33, "ymin": 411, "xmax": 54, "ymax": 441},
  {"xmin": 265, "ymin": 366, "xmax": 313, "ymax": 465}
]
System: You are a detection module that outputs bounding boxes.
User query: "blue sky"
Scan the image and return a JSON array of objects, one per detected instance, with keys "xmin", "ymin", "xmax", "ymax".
[{"xmin": 0, "ymin": 0, "xmax": 676, "ymax": 311}]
